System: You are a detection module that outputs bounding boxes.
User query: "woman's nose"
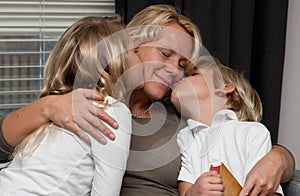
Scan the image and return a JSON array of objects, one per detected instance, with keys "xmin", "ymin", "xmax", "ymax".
[
  {"xmin": 168, "ymin": 56, "xmax": 183, "ymax": 70},
  {"xmin": 165, "ymin": 63, "xmax": 179, "ymax": 76},
  {"xmin": 164, "ymin": 63, "xmax": 184, "ymax": 84}
]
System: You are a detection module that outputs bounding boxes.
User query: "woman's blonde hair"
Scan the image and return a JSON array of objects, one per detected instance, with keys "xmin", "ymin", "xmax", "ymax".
[
  {"xmin": 13, "ymin": 16, "xmax": 128, "ymax": 158},
  {"xmin": 127, "ymin": 4, "xmax": 201, "ymax": 63},
  {"xmin": 217, "ymin": 64, "xmax": 263, "ymax": 122}
]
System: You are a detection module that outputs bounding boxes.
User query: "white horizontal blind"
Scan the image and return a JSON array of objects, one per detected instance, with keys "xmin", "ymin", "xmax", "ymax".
[{"xmin": 0, "ymin": 0, "xmax": 115, "ymax": 116}]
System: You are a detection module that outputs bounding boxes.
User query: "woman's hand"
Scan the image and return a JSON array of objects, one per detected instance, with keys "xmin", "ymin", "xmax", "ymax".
[
  {"xmin": 240, "ymin": 145, "xmax": 295, "ymax": 196},
  {"xmin": 46, "ymin": 88, "xmax": 119, "ymax": 144}
]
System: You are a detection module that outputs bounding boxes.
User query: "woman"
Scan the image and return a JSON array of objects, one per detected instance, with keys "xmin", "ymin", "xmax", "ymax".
[{"xmin": 0, "ymin": 4, "xmax": 295, "ymax": 195}]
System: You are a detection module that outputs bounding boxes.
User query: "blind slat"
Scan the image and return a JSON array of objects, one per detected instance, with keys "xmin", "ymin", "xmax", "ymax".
[
  {"xmin": 0, "ymin": 65, "xmax": 44, "ymax": 68},
  {"xmin": 0, "ymin": 90, "xmax": 40, "ymax": 95},
  {"xmin": 0, "ymin": 104, "xmax": 28, "ymax": 109},
  {"xmin": 0, "ymin": 78, "xmax": 43, "ymax": 82}
]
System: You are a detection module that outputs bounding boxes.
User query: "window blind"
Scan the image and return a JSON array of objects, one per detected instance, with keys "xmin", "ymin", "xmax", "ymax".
[{"xmin": 0, "ymin": 0, "xmax": 115, "ymax": 116}]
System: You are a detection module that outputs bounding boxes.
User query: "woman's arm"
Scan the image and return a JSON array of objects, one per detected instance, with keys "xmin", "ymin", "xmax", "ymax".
[
  {"xmin": 240, "ymin": 144, "xmax": 295, "ymax": 196},
  {"xmin": 273, "ymin": 144, "xmax": 295, "ymax": 182},
  {"xmin": 0, "ymin": 89, "xmax": 119, "ymax": 158}
]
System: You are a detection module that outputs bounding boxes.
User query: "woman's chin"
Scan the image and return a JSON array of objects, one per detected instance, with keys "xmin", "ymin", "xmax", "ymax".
[{"xmin": 144, "ymin": 84, "xmax": 169, "ymax": 100}]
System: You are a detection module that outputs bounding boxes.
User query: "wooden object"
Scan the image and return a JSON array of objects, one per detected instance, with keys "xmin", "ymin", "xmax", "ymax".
[{"xmin": 210, "ymin": 162, "xmax": 242, "ymax": 196}]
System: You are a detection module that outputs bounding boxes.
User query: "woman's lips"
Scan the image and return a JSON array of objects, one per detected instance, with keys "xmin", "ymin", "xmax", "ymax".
[{"xmin": 152, "ymin": 74, "xmax": 170, "ymax": 89}]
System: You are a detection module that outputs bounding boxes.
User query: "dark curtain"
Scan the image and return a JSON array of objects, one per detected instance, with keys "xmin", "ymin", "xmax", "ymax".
[{"xmin": 116, "ymin": 0, "xmax": 288, "ymax": 143}]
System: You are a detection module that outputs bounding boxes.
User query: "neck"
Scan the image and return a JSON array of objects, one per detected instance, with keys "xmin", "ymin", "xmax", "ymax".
[
  {"xmin": 195, "ymin": 104, "xmax": 213, "ymax": 126},
  {"xmin": 195, "ymin": 96, "xmax": 227, "ymax": 126},
  {"xmin": 129, "ymin": 89, "xmax": 152, "ymax": 118}
]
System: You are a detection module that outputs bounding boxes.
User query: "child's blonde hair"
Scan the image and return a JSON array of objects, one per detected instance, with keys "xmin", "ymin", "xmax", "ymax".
[
  {"xmin": 13, "ymin": 16, "xmax": 128, "ymax": 158},
  {"xmin": 188, "ymin": 56, "xmax": 263, "ymax": 122},
  {"xmin": 40, "ymin": 16, "xmax": 127, "ymax": 98},
  {"xmin": 217, "ymin": 64, "xmax": 263, "ymax": 122}
]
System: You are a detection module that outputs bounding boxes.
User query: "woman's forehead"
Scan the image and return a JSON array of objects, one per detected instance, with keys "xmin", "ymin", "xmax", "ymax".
[{"xmin": 143, "ymin": 25, "xmax": 194, "ymax": 59}]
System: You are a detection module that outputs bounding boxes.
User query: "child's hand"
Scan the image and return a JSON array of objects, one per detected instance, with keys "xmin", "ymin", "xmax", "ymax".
[{"xmin": 186, "ymin": 171, "xmax": 224, "ymax": 196}]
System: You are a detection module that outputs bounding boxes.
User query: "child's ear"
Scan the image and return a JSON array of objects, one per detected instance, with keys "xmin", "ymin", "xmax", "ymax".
[
  {"xmin": 224, "ymin": 84, "xmax": 235, "ymax": 94},
  {"xmin": 214, "ymin": 84, "xmax": 235, "ymax": 97}
]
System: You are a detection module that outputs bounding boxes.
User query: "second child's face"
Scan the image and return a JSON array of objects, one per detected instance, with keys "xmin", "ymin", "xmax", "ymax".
[
  {"xmin": 135, "ymin": 23, "xmax": 193, "ymax": 100},
  {"xmin": 171, "ymin": 67, "xmax": 215, "ymax": 120}
]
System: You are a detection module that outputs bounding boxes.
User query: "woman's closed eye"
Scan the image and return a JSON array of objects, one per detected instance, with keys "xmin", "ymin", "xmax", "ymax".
[
  {"xmin": 160, "ymin": 48, "xmax": 171, "ymax": 57},
  {"xmin": 159, "ymin": 47, "xmax": 187, "ymax": 70}
]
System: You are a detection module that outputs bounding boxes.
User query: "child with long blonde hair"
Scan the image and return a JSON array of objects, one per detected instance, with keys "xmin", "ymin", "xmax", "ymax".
[{"xmin": 0, "ymin": 16, "xmax": 141, "ymax": 195}]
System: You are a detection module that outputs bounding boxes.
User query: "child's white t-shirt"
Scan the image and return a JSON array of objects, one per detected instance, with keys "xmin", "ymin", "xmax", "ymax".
[
  {"xmin": 177, "ymin": 109, "xmax": 283, "ymax": 195},
  {"xmin": 0, "ymin": 96, "xmax": 132, "ymax": 196}
]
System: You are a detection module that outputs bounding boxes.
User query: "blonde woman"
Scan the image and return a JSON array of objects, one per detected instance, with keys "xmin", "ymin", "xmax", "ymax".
[
  {"xmin": 0, "ymin": 4, "xmax": 295, "ymax": 195},
  {"xmin": 172, "ymin": 59, "xmax": 283, "ymax": 195},
  {"xmin": 0, "ymin": 16, "xmax": 141, "ymax": 195}
]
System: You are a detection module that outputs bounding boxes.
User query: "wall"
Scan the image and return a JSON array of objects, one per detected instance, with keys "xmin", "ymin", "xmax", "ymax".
[{"xmin": 278, "ymin": 0, "xmax": 300, "ymax": 169}]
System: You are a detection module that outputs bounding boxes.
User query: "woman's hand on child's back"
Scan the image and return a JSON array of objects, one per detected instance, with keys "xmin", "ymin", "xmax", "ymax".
[{"xmin": 47, "ymin": 88, "xmax": 118, "ymax": 144}]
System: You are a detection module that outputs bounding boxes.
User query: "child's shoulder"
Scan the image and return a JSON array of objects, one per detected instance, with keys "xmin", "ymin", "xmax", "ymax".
[
  {"xmin": 231, "ymin": 120, "xmax": 270, "ymax": 137},
  {"xmin": 235, "ymin": 121, "xmax": 267, "ymax": 130},
  {"xmin": 94, "ymin": 96, "xmax": 130, "ymax": 112},
  {"xmin": 177, "ymin": 126, "xmax": 194, "ymax": 153}
]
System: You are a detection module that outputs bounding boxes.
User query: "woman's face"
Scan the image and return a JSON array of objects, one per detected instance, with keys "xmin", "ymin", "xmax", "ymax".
[{"xmin": 135, "ymin": 23, "xmax": 193, "ymax": 100}]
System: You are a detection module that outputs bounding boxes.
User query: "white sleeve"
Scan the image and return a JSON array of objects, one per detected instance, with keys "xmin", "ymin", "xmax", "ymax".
[
  {"xmin": 245, "ymin": 123, "xmax": 272, "ymax": 175},
  {"xmin": 245, "ymin": 123, "xmax": 284, "ymax": 195},
  {"xmin": 177, "ymin": 128, "xmax": 196, "ymax": 184},
  {"xmin": 0, "ymin": 162, "xmax": 10, "ymax": 169},
  {"xmin": 90, "ymin": 100, "xmax": 132, "ymax": 196}
]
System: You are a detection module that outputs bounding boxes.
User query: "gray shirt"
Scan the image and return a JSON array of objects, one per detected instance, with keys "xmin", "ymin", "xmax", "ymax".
[{"xmin": 121, "ymin": 106, "xmax": 186, "ymax": 195}]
